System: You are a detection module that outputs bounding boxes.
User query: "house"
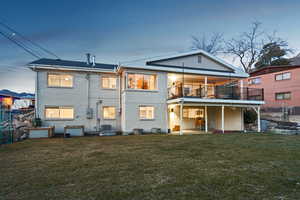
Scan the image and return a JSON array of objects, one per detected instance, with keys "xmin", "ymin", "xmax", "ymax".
[
  {"xmin": 245, "ymin": 65, "xmax": 300, "ymax": 122},
  {"xmin": 29, "ymin": 50, "xmax": 264, "ymax": 135}
]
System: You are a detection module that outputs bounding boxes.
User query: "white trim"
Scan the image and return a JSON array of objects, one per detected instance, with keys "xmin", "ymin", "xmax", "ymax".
[{"xmin": 167, "ymin": 98, "xmax": 265, "ymax": 105}]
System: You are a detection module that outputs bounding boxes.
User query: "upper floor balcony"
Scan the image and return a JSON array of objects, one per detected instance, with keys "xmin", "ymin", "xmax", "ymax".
[{"xmin": 167, "ymin": 73, "xmax": 264, "ymax": 101}]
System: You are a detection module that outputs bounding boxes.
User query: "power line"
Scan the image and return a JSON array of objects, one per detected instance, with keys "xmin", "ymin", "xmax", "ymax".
[
  {"xmin": 0, "ymin": 21, "xmax": 60, "ymax": 59},
  {"xmin": 0, "ymin": 30, "xmax": 40, "ymax": 59}
]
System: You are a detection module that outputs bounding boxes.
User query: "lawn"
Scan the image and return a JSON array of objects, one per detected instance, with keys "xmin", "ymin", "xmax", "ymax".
[{"xmin": 0, "ymin": 134, "xmax": 300, "ymax": 200}]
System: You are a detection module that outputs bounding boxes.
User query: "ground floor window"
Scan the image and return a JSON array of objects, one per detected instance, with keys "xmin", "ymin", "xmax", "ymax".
[
  {"xmin": 275, "ymin": 92, "xmax": 291, "ymax": 100},
  {"xmin": 45, "ymin": 106, "xmax": 74, "ymax": 119},
  {"xmin": 139, "ymin": 106, "xmax": 154, "ymax": 120},
  {"xmin": 103, "ymin": 106, "xmax": 116, "ymax": 119}
]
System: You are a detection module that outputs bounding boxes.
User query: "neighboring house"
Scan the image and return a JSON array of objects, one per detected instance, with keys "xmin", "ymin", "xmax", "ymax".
[
  {"xmin": 245, "ymin": 65, "xmax": 300, "ymax": 122},
  {"xmin": 29, "ymin": 50, "xmax": 264, "ymax": 134}
]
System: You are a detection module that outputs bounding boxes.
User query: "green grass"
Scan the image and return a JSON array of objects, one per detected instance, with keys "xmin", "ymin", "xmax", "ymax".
[{"xmin": 1, "ymin": 134, "xmax": 300, "ymax": 200}]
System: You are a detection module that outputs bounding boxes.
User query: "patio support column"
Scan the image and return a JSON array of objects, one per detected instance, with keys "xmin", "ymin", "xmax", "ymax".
[
  {"xmin": 205, "ymin": 106, "xmax": 208, "ymax": 133},
  {"xmin": 257, "ymin": 106, "xmax": 261, "ymax": 133},
  {"xmin": 179, "ymin": 101, "xmax": 183, "ymax": 135},
  {"xmin": 221, "ymin": 105, "xmax": 225, "ymax": 133},
  {"xmin": 204, "ymin": 76, "xmax": 208, "ymax": 98}
]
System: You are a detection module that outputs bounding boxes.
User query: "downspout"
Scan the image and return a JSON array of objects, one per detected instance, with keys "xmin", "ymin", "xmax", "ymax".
[
  {"xmin": 116, "ymin": 65, "xmax": 122, "ymax": 131},
  {"xmin": 35, "ymin": 67, "xmax": 39, "ymax": 118}
]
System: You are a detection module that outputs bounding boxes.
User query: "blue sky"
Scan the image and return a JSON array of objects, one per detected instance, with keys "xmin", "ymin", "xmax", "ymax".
[{"xmin": 0, "ymin": 0, "xmax": 300, "ymax": 92}]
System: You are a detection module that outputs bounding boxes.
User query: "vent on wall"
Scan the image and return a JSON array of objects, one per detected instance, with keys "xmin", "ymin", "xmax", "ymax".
[{"xmin": 198, "ymin": 55, "xmax": 202, "ymax": 63}]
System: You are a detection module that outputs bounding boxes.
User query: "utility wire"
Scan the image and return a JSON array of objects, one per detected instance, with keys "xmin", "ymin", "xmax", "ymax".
[
  {"xmin": 0, "ymin": 21, "xmax": 60, "ymax": 59},
  {"xmin": 0, "ymin": 30, "xmax": 40, "ymax": 59}
]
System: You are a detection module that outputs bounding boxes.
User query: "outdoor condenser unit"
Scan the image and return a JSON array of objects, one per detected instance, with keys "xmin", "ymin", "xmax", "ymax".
[{"xmin": 86, "ymin": 108, "xmax": 93, "ymax": 119}]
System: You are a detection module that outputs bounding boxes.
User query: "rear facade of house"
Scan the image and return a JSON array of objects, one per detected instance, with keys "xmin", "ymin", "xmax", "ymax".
[
  {"xmin": 30, "ymin": 50, "xmax": 264, "ymax": 135},
  {"xmin": 245, "ymin": 65, "xmax": 300, "ymax": 122}
]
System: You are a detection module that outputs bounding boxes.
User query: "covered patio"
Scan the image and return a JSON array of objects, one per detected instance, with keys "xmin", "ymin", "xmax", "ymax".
[{"xmin": 168, "ymin": 98, "xmax": 264, "ymax": 135}]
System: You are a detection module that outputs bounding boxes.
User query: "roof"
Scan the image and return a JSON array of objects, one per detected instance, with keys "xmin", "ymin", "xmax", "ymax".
[
  {"xmin": 29, "ymin": 58, "xmax": 117, "ymax": 70},
  {"xmin": 289, "ymin": 54, "xmax": 300, "ymax": 65},
  {"xmin": 120, "ymin": 50, "xmax": 249, "ymax": 78},
  {"xmin": 249, "ymin": 65, "xmax": 300, "ymax": 77}
]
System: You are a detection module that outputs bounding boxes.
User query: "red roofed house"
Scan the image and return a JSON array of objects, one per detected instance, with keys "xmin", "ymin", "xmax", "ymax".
[{"xmin": 244, "ymin": 65, "xmax": 300, "ymax": 122}]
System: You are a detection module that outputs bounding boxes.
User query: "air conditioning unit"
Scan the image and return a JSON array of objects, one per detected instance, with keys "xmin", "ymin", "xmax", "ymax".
[{"xmin": 86, "ymin": 108, "xmax": 93, "ymax": 119}]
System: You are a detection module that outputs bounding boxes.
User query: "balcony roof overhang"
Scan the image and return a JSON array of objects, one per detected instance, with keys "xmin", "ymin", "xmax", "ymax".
[{"xmin": 167, "ymin": 98, "xmax": 265, "ymax": 106}]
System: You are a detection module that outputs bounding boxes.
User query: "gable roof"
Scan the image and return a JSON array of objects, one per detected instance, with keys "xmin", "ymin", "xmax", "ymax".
[
  {"xmin": 29, "ymin": 58, "xmax": 117, "ymax": 70},
  {"xmin": 120, "ymin": 50, "xmax": 249, "ymax": 78}
]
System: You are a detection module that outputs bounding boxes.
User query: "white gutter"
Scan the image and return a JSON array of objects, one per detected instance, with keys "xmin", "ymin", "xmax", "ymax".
[{"xmin": 29, "ymin": 65, "xmax": 116, "ymax": 73}]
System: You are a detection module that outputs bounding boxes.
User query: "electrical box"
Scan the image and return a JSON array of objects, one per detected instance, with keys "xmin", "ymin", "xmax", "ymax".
[{"xmin": 86, "ymin": 108, "xmax": 93, "ymax": 119}]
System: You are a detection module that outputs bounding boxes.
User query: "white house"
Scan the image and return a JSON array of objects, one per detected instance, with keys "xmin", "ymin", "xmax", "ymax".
[{"xmin": 29, "ymin": 50, "xmax": 264, "ymax": 135}]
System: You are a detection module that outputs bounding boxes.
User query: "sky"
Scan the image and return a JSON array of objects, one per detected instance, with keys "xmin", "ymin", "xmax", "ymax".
[{"xmin": 0, "ymin": 0, "xmax": 300, "ymax": 93}]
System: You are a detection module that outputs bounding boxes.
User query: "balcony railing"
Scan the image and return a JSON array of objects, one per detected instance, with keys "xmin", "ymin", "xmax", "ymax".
[{"xmin": 168, "ymin": 84, "xmax": 264, "ymax": 101}]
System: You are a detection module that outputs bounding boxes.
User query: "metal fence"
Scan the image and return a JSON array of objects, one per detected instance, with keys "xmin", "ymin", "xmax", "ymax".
[
  {"xmin": 168, "ymin": 85, "xmax": 264, "ymax": 101},
  {"xmin": 0, "ymin": 105, "xmax": 13, "ymax": 145}
]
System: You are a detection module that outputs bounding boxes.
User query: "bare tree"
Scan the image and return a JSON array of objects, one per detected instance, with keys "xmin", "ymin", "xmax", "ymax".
[
  {"xmin": 191, "ymin": 33, "xmax": 224, "ymax": 55},
  {"xmin": 225, "ymin": 22, "xmax": 263, "ymax": 73},
  {"xmin": 224, "ymin": 22, "xmax": 292, "ymax": 72}
]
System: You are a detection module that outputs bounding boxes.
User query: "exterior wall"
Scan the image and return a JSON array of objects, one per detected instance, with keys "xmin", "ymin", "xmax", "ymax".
[
  {"xmin": 121, "ymin": 69, "xmax": 168, "ymax": 133},
  {"xmin": 152, "ymin": 54, "xmax": 232, "ymax": 72},
  {"xmin": 245, "ymin": 68, "xmax": 300, "ymax": 108},
  {"xmin": 212, "ymin": 106, "xmax": 243, "ymax": 131},
  {"xmin": 36, "ymin": 70, "xmax": 120, "ymax": 133}
]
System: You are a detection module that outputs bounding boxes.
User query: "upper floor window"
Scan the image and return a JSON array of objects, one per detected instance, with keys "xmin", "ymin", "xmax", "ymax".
[
  {"xmin": 248, "ymin": 77, "xmax": 261, "ymax": 85},
  {"xmin": 48, "ymin": 74, "xmax": 73, "ymax": 88},
  {"xmin": 45, "ymin": 106, "xmax": 74, "ymax": 119},
  {"xmin": 127, "ymin": 73, "xmax": 157, "ymax": 90},
  {"xmin": 139, "ymin": 106, "xmax": 154, "ymax": 120},
  {"xmin": 102, "ymin": 76, "xmax": 117, "ymax": 89},
  {"xmin": 103, "ymin": 106, "xmax": 116, "ymax": 119},
  {"xmin": 275, "ymin": 72, "xmax": 291, "ymax": 81},
  {"xmin": 275, "ymin": 92, "xmax": 291, "ymax": 100}
]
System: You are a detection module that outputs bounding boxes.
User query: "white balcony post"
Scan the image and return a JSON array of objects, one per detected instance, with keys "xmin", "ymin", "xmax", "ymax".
[
  {"xmin": 204, "ymin": 76, "xmax": 208, "ymax": 98},
  {"xmin": 179, "ymin": 102, "xmax": 183, "ymax": 135},
  {"xmin": 221, "ymin": 105, "xmax": 225, "ymax": 133},
  {"xmin": 205, "ymin": 106, "xmax": 208, "ymax": 133},
  {"xmin": 257, "ymin": 106, "xmax": 261, "ymax": 133}
]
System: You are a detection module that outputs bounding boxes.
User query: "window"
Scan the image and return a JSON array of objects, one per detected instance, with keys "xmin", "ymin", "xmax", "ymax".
[
  {"xmin": 139, "ymin": 106, "xmax": 154, "ymax": 120},
  {"xmin": 45, "ymin": 107, "xmax": 74, "ymax": 119},
  {"xmin": 275, "ymin": 92, "xmax": 291, "ymax": 100},
  {"xmin": 102, "ymin": 76, "xmax": 117, "ymax": 89},
  {"xmin": 127, "ymin": 73, "xmax": 156, "ymax": 90},
  {"xmin": 275, "ymin": 72, "xmax": 291, "ymax": 81},
  {"xmin": 248, "ymin": 77, "xmax": 261, "ymax": 85},
  {"xmin": 48, "ymin": 74, "xmax": 73, "ymax": 87},
  {"xmin": 103, "ymin": 106, "xmax": 116, "ymax": 119}
]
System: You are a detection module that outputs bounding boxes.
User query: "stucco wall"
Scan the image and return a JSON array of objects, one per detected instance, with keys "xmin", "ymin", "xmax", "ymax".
[
  {"xmin": 36, "ymin": 70, "xmax": 120, "ymax": 133},
  {"xmin": 121, "ymin": 69, "xmax": 168, "ymax": 133}
]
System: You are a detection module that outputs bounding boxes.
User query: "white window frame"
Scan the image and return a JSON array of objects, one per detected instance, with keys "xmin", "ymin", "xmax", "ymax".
[
  {"xmin": 47, "ymin": 73, "xmax": 74, "ymax": 88},
  {"xmin": 44, "ymin": 106, "xmax": 74, "ymax": 120},
  {"xmin": 125, "ymin": 72, "xmax": 158, "ymax": 91},
  {"xmin": 101, "ymin": 75, "xmax": 117, "ymax": 89},
  {"xmin": 248, "ymin": 77, "xmax": 261, "ymax": 85},
  {"xmin": 139, "ymin": 105, "xmax": 155, "ymax": 120},
  {"xmin": 275, "ymin": 72, "xmax": 291, "ymax": 81},
  {"xmin": 102, "ymin": 106, "xmax": 116, "ymax": 120},
  {"xmin": 275, "ymin": 92, "xmax": 291, "ymax": 100}
]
